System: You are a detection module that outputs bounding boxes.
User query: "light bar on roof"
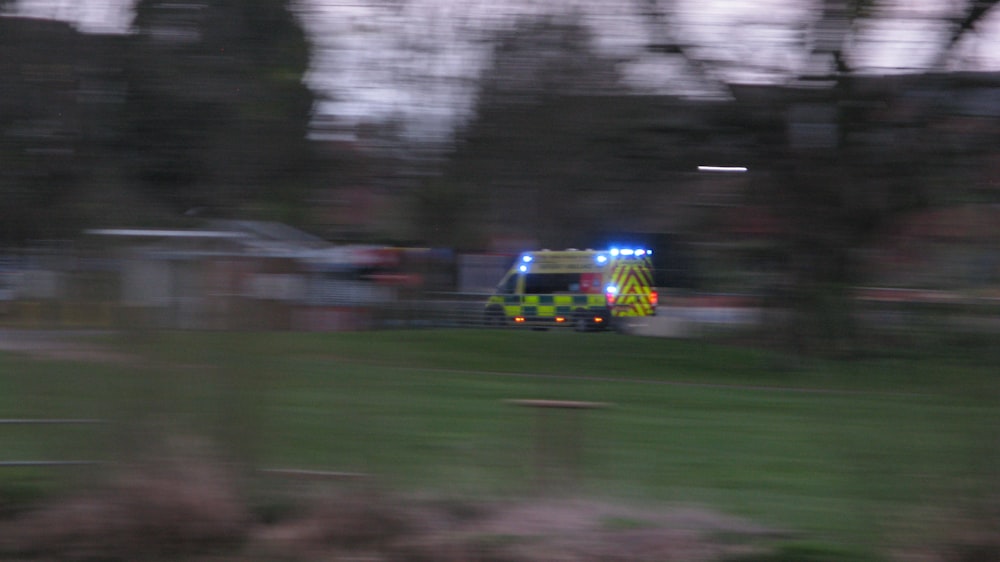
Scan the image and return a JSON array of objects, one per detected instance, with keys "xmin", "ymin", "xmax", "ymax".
[{"xmin": 609, "ymin": 247, "xmax": 650, "ymax": 258}]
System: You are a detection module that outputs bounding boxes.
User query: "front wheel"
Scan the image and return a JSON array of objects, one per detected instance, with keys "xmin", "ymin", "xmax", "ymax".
[{"xmin": 484, "ymin": 306, "xmax": 506, "ymax": 328}]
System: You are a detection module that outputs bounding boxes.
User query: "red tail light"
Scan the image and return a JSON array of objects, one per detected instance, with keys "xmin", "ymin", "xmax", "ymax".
[{"xmin": 650, "ymin": 290, "xmax": 659, "ymax": 307}]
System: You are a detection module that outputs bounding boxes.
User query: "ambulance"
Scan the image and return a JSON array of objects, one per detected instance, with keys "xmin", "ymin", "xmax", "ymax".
[{"xmin": 484, "ymin": 248, "xmax": 657, "ymax": 331}]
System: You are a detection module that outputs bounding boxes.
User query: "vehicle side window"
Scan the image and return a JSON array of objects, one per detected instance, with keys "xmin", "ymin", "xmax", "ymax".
[{"xmin": 523, "ymin": 273, "xmax": 581, "ymax": 294}]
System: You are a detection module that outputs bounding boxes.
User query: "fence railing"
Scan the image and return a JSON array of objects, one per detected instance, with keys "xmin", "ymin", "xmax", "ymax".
[{"xmin": 1, "ymin": 291, "xmax": 997, "ymax": 334}]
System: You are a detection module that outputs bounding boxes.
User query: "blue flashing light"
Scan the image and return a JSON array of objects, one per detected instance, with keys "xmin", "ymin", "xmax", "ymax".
[
  {"xmin": 596, "ymin": 255, "xmax": 608, "ymax": 264},
  {"xmin": 605, "ymin": 285, "xmax": 618, "ymax": 294},
  {"xmin": 605, "ymin": 247, "xmax": 652, "ymax": 258},
  {"xmin": 522, "ymin": 255, "xmax": 533, "ymax": 263},
  {"xmin": 518, "ymin": 264, "xmax": 528, "ymax": 273}
]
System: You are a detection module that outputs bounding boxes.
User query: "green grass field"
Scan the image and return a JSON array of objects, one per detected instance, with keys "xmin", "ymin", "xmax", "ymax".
[{"xmin": 1, "ymin": 329, "xmax": 997, "ymax": 553}]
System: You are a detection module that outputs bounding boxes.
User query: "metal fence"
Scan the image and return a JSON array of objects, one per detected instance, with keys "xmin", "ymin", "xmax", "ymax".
[{"xmin": 1, "ymin": 290, "xmax": 998, "ymax": 336}]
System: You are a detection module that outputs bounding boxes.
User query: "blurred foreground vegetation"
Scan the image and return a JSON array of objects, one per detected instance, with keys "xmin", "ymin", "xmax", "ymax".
[{"xmin": 0, "ymin": 329, "xmax": 997, "ymax": 560}]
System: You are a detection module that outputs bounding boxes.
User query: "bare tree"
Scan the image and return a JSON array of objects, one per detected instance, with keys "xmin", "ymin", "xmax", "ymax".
[{"xmin": 630, "ymin": 0, "xmax": 1000, "ymax": 355}]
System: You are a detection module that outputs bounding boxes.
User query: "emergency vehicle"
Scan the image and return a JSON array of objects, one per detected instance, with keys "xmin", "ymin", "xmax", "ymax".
[{"xmin": 484, "ymin": 248, "xmax": 657, "ymax": 331}]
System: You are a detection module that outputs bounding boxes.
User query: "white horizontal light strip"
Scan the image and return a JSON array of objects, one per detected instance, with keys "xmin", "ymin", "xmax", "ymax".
[
  {"xmin": 85, "ymin": 229, "xmax": 248, "ymax": 239},
  {"xmin": 698, "ymin": 166, "xmax": 748, "ymax": 173}
]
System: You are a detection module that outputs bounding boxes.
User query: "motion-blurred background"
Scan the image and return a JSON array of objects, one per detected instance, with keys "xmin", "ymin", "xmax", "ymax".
[
  {"xmin": 2, "ymin": 0, "xmax": 999, "ymax": 347},
  {"xmin": 1, "ymin": 3, "xmax": 999, "ymax": 560}
]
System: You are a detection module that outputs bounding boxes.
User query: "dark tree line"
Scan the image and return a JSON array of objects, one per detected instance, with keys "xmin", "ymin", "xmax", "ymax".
[
  {"xmin": 0, "ymin": 0, "xmax": 321, "ymax": 243},
  {"xmin": 127, "ymin": 0, "xmax": 318, "ymax": 217}
]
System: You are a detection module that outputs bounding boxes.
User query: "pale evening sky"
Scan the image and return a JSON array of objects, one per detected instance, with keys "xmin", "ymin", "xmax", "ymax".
[{"xmin": 8, "ymin": 0, "xmax": 1000, "ymax": 137}]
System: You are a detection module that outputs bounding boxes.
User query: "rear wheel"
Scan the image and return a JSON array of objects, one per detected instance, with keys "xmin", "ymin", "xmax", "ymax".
[{"xmin": 598, "ymin": 314, "xmax": 614, "ymax": 332}]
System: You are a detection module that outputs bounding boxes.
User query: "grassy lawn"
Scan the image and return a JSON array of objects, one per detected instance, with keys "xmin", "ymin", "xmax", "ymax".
[{"xmin": 1, "ymin": 328, "xmax": 997, "ymax": 552}]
